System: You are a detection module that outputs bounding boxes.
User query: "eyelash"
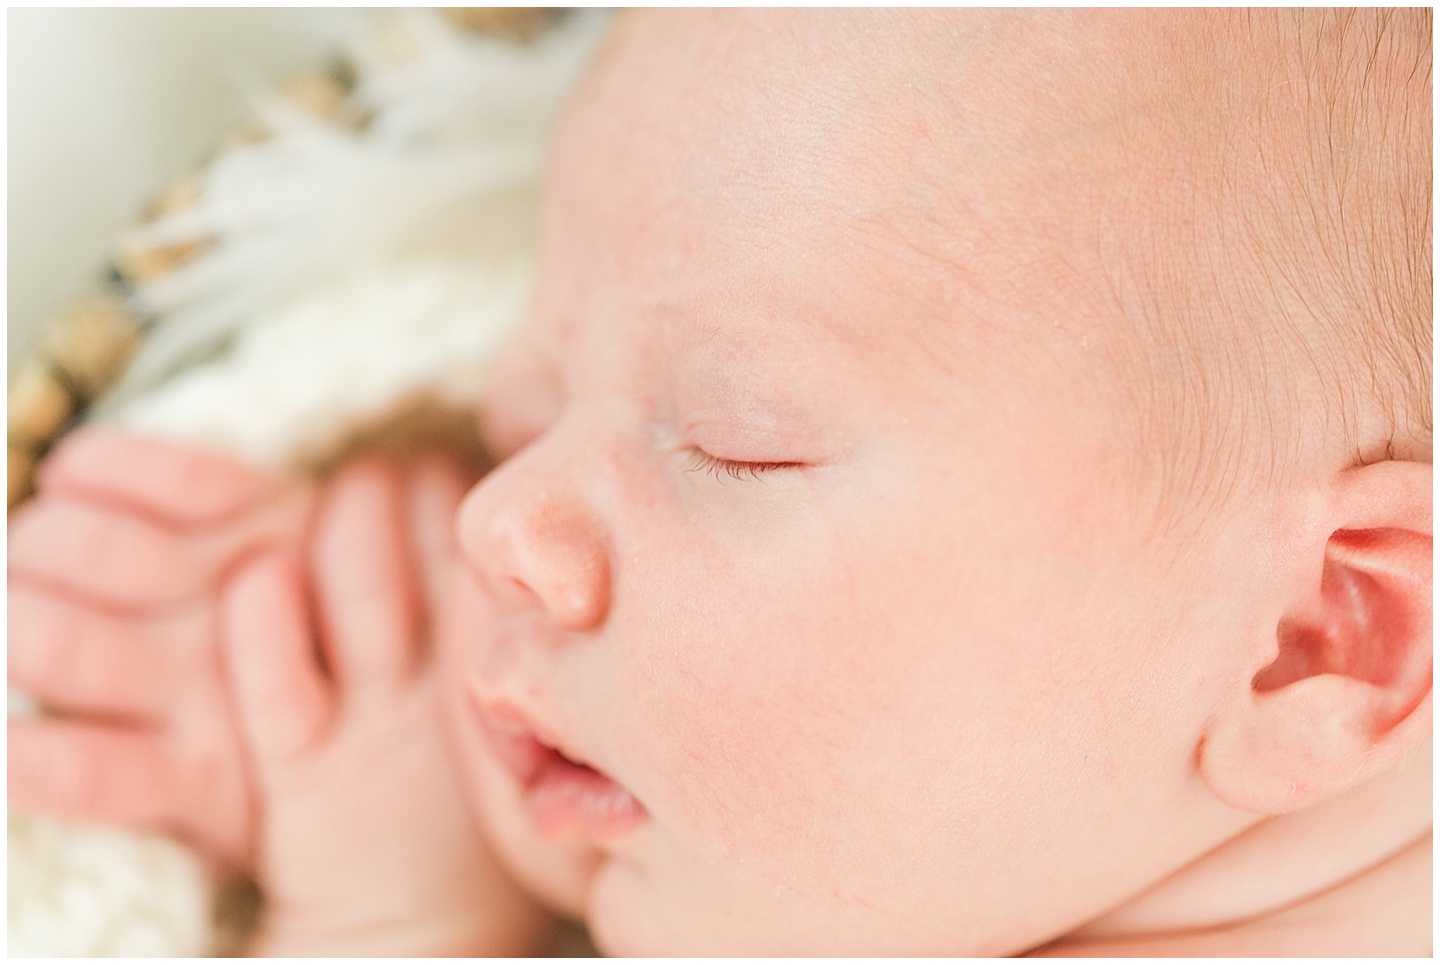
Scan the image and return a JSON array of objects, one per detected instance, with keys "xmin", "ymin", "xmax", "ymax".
[{"xmin": 683, "ymin": 449, "xmax": 800, "ymax": 481}]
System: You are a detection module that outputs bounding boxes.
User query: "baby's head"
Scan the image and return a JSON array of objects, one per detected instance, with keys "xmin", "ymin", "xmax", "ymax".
[{"xmin": 437, "ymin": 11, "xmax": 1431, "ymax": 954}]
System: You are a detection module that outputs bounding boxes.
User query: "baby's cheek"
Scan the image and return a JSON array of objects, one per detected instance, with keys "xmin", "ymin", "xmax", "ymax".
[{"xmin": 623, "ymin": 538, "xmax": 921, "ymax": 900}]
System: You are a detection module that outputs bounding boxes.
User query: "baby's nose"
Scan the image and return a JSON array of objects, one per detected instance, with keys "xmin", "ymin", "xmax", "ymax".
[{"xmin": 455, "ymin": 456, "xmax": 611, "ymax": 633}]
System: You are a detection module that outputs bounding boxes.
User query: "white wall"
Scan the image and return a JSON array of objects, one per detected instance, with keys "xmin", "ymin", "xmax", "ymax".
[{"xmin": 8, "ymin": 8, "xmax": 359, "ymax": 367}]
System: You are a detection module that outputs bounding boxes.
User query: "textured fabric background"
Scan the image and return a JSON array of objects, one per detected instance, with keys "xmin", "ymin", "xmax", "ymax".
[{"xmin": 8, "ymin": 10, "xmax": 353, "ymax": 368}]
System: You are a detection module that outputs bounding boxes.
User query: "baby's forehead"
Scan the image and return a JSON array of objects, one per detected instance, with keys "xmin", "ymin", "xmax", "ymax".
[
  {"xmin": 586, "ymin": 11, "xmax": 1174, "ymax": 174},
  {"xmin": 556, "ymin": 11, "xmax": 1200, "ymax": 287},
  {"xmin": 547, "ymin": 14, "xmax": 1185, "ymax": 368}
]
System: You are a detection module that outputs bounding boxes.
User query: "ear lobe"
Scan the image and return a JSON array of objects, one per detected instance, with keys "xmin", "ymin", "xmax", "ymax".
[{"xmin": 1200, "ymin": 460, "xmax": 1432, "ymax": 815}]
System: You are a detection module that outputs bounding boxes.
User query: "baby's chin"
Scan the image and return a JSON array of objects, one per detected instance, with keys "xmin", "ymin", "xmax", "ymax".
[
  {"xmin": 582, "ymin": 857, "xmax": 676, "ymax": 954},
  {"xmin": 455, "ymin": 722, "xmax": 680, "ymax": 954},
  {"xmin": 438, "ymin": 683, "xmax": 603, "ymax": 915},
  {"xmin": 484, "ymin": 782, "xmax": 600, "ymax": 912},
  {"xmin": 480, "ymin": 779, "xmax": 672, "ymax": 955}
]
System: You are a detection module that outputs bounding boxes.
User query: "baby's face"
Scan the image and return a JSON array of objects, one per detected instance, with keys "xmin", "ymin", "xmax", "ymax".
[{"xmin": 440, "ymin": 11, "xmax": 1269, "ymax": 954}]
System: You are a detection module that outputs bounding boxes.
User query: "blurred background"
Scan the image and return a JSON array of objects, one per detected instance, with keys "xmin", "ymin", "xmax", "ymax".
[{"xmin": 8, "ymin": 9, "xmax": 360, "ymax": 368}]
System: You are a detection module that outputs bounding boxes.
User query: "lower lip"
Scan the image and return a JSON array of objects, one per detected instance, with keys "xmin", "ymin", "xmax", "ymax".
[
  {"xmin": 471, "ymin": 698, "xmax": 647, "ymax": 840},
  {"xmin": 526, "ymin": 753, "xmax": 647, "ymax": 839}
]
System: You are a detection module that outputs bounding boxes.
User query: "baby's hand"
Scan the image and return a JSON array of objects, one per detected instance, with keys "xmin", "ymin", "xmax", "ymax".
[
  {"xmin": 221, "ymin": 455, "xmax": 548, "ymax": 956},
  {"xmin": 8, "ymin": 427, "xmax": 315, "ymax": 871}
]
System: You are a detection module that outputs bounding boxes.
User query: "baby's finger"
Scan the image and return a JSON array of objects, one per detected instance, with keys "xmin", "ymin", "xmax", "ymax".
[
  {"xmin": 8, "ymin": 496, "xmax": 209, "ymax": 608},
  {"xmin": 8, "ymin": 718, "xmax": 179, "ymax": 829},
  {"xmin": 7, "ymin": 580, "xmax": 203, "ymax": 718},
  {"xmin": 219, "ymin": 552, "xmax": 332, "ymax": 771},
  {"xmin": 311, "ymin": 459, "xmax": 421, "ymax": 703},
  {"xmin": 405, "ymin": 453, "xmax": 474, "ymax": 628},
  {"xmin": 37, "ymin": 426, "xmax": 272, "ymax": 525}
]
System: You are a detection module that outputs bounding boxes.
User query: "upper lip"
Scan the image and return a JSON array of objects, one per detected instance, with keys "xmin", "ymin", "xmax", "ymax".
[{"xmin": 468, "ymin": 692, "xmax": 607, "ymax": 788}]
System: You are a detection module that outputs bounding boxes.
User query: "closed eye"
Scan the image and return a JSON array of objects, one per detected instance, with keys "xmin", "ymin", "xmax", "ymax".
[{"xmin": 683, "ymin": 449, "xmax": 803, "ymax": 481}]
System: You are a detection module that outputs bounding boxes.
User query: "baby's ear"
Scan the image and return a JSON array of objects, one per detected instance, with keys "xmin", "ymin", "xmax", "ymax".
[{"xmin": 1200, "ymin": 459, "xmax": 1431, "ymax": 814}]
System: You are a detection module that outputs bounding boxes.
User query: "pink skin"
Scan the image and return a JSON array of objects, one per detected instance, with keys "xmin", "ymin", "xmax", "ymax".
[
  {"xmin": 437, "ymin": 9, "xmax": 1431, "ymax": 956},
  {"xmin": 8, "ymin": 10, "xmax": 1427, "ymax": 956}
]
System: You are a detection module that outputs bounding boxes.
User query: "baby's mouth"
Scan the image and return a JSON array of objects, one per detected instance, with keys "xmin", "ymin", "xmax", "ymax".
[{"xmin": 469, "ymin": 696, "xmax": 647, "ymax": 840}]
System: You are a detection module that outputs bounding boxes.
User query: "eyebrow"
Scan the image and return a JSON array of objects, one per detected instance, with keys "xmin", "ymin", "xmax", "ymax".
[{"xmin": 649, "ymin": 286, "xmax": 854, "ymax": 364}]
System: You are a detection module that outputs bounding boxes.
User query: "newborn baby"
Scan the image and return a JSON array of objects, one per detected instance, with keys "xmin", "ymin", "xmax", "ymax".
[{"xmin": 9, "ymin": 9, "xmax": 1431, "ymax": 955}]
